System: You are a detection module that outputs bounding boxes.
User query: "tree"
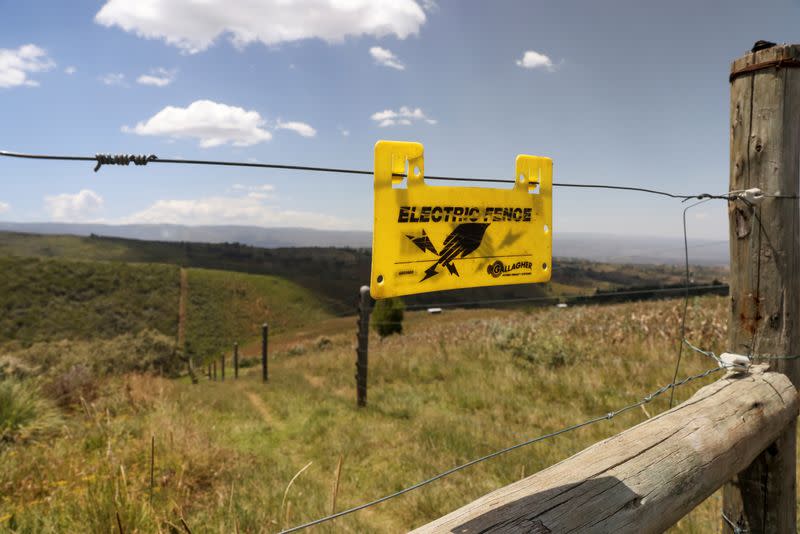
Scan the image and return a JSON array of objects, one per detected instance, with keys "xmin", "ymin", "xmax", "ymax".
[{"xmin": 371, "ymin": 297, "xmax": 404, "ymax": 338}]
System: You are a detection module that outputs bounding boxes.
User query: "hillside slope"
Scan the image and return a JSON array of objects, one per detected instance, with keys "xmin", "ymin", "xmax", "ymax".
[
  {"xmin": 184, "ymin": 268, "xmax": 332, "ymax": 361},
  {"xmin": 0, "ymin": 256, "xmax": 180, "ymax": 347},
  {"xmin": 0, "ymin": 257, "xmax": 332, "ymax": 370},
  {"xmin": 0, "ymin": 231, "xmax": 728, "ymax": 313}
]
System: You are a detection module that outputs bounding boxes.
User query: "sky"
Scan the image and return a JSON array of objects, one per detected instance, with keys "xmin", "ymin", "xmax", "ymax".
[{"xmin": 0, "ymin": 0, "xmax": 798, "ymax": 239}]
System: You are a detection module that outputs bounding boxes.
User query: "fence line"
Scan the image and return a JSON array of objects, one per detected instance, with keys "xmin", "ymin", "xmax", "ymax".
[{"xmin": 5, "ymin": 149, "xmax": 797, "ymax": 200}]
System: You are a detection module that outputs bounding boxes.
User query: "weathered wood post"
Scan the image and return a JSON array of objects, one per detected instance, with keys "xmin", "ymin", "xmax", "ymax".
[
  {"xmin": 207, "ymin": 363, "xmax": 211, "ymax": 380},
  {"xmin": 221, "ymin": 353, "xmax": 225, "ymax": 382},
  {"xmin": 212, "ymin": 360, "xmax": 217, "ymax": 381},
  {"xmin": 262, "ymin": 323, "xmax": 269, "ymax": 383},
  {"xmin": 723, "ymin": 42, "xmax": 800, "ymax": 533},
  {"xmin": 356, "ymin": 285, "xmax": 371, "ymax": 407},
  {"xmin": 234, "ymin": 342, "xmax": 239, "ymax": 379}
]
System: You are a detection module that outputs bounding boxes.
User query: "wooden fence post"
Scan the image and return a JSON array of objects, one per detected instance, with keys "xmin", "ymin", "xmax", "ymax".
[
  {"xmin": 262, "ymin": 323, "xmax": 269, "ymax": 383},
  {"xmin": 207, "ymin": 363, "xmax": 211, "ymax": 380},
  {"xmin": 212, "ymin": 360, "xmax": 217, "ymax": 381},
  {"xmin": 723, "ymin": 42, "xmax": 800, "ymax": 533},
  {"xmin": 234, "ymin": 342, "xmax": 239, "ymax": 379},
  {"xmin": 221, "ymin": 353, "xmax": 225, "ymax": 382},
  {"xmin": 356, "ymin": 285, "xmax": 371, "ymax": 407}
]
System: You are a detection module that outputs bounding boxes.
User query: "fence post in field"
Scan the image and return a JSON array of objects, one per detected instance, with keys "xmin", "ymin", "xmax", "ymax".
[
  {"xmin": 356, "ymin": 285, "xmax": 371, "ymax": 407},
  {"xmin": 207, "ymin": 363, "xmax": 211, "ymax": 380},
  {"xmin": 262, "ymin": 323, "xmax": 269, "ymax": 383},
  {"xmin": 187, "ymin": 356, "xmax": 198, "ymax": 384},
  {"xmin": 723, "ymin": 42, "xmax": 800, "ymax": 533},
  {"xmin": 234, "ymin": 342, "xmax": 239, "ymax": 379},
  {"xmin": 212, "ymin": 360, "xmax": 217, "ymax": 381},
  {"xmin": 221, "ymin": 353, "xmax": 225, "ymax": 382}
]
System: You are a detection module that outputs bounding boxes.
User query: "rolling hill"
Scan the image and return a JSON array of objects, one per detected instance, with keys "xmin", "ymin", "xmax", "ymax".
[
  {"xmin": 0, "ymin": 255, "xmax": 334, "ymax": 376},
  {"xmin": 0, "ymin": 231, "xmax": 729, "ymax": 314}
]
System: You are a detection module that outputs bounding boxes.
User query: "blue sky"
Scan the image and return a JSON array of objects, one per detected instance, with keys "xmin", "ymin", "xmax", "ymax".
[{"xmin": 1, "ymin": 0, "xmax": 798, "ymax": 238}]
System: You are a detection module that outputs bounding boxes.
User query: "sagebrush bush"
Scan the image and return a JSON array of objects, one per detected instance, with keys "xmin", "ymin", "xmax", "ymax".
[
  {"xmin": 491, "ymin": 322, "xmax": 578, "ymax": 368},
  {"xmin": 0, "ymin": 380, "xmax": 61, "ymax": 444},
  {"xmin": 4, "ymin": 330, "xmax": 183, "ymax": 379},
  {"xmin": 42, "ymin": 364, "xmax": 99, "ymax": 408},
  {"xmin": 0, "ymin": 355, "xmax": 37, "ymax": 380}
]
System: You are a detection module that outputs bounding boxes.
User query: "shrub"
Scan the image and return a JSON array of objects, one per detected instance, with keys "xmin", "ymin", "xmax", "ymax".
[
  {"xmin": 491, "ymin": 323, "xmax": 577, "ymax": 368},
  {"xmin": 0, "ymin": 355, "xmax": 37, "ymax": 380},
  {"xmin": 372, "ymin": 298, "xmax": 404, "ymax": 338},
  {"xmin": 0, "ymin": 380, "xmax": 61, "ymax": 444},
  {"xmin": 314, "ymin": 336, "xmax": 333, "ymax": 351},
  {"xmin": 42, "ymin": 364, "xmax": 99, "ymax": 408},
  {"xmin": 5, "ymin": 330, "xmax": 183, "ymax": 379}
]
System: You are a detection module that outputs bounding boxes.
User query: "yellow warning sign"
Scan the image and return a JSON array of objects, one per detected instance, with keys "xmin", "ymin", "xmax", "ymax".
[{"xmin": 370, "ymin": 140, "xmax": 552, "ymax": 299}]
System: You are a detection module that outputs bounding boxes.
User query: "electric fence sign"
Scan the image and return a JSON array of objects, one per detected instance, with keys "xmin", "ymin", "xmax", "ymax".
[{"xmin": 371, "ymin": 141, "xmax": 552, "ymax": 299}]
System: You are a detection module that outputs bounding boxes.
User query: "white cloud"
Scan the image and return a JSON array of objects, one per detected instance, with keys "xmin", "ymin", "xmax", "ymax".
[
  {"xmin": 515, "ymin": 50, "xmax": 555, "ymax": 71},
  {"xmin": 232, "ymin": 183, "xmax": 275, "ymax": 197},
  {"xmin": 0, "ymin": 44, "xmax": 55, "ymax": 88},
  {"xmin": 420, "ymin": 0, "xmax": 438, "ymax": 12},
  {"xmin": 95, "ymin": 0, "xmax": 427, "ymax": 54},
  {"xmin": 371, "ymin": 106, "xmax": 436, "ymax": 127},
  {"xmin": 0, "ymin": 201, "xmax": 10, "ymax": 214},
  {"xmin": 123, "ymin": 100, "xmax": 273, "ymax": 147},
  {"xmin": 45, "ymin": 190, "xmax": 104, "ymax": 221},
  {"xmin": 64, "ymin": 66, "xmax": 77, "ymax": 75},
  {"xmin": 276, "ymin": 120, "xmax": 316, "ymax": 138},
  {"xmin": 370, "ymin": 46, "xmax": 404, "ymax": 70},
  {"xmin": 231, "ymin": 184, "xmax": 275, "ymax": 200},
  {"xmin": 126, "ymin": 194, "xmax": 353, "ymax": 229},
  {"xmin": 100, "ymin": 72, "xmax": 127, "ymax": 86},
  {"xmin": 136, "ymin": 67, "xmax": 176, "ymax": 86}
]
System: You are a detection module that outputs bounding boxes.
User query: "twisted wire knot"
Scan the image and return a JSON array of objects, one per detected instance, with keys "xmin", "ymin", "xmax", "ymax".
[{"xmin": 94, "ymin": 153, "xmax": 158, "ymax": 172}]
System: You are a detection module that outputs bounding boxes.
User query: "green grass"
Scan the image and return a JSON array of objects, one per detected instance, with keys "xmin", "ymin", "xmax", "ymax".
[
  {"xmin": 0, "ymin": 256, "xmax": 333, "ymax": 371},
  {"xmin": 2, "ymin": 295, "xmax": 771, "ymax": 533},
  {"xmin": 0, "ymin": 256, "xmax": 180, "ymax": 347},
  {"xmin": 184, "ymin": 268, "xmax": 332, "ymax": 363},
  {"xmin": 0, "ymin": 380, "xmax": 61, "ymax": 444}
]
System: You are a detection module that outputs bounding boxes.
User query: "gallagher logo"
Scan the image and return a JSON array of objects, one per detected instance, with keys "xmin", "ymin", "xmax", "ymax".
[{"xmin": 487, "ymin": 260, "xmax": 532, "ymax": 278}]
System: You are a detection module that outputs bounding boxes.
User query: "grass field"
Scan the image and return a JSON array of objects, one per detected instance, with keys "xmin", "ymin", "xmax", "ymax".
[
  {"xmin": 0, "ymin": 256, "xmax": 180, "ymax": 347},
  {"xmin": 183, "ymin": 268, "xmax": 332, "ymax": 362},
  {"xmin": 0, "ymin": 252, "xmax": 333, "ymax": 355},
  {"xmin": 4, "ymin": 295, "xmax": 782, "ymax": 533}
]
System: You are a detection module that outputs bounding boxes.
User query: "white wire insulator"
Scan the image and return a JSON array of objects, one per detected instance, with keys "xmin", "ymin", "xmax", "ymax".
[
  {"xmin": 720, "ymin": 352, "xmax": 751, "ymax": 372},
  {"xmin": 740, "ymin": 188, "xmax": 765, "ymax": 204}
]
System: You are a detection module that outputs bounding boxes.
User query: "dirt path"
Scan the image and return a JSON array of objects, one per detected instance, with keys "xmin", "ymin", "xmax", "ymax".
[
  {"xmin": 245, "ymin": 390, "xmax": 278, "ymax": 428},
  {"xmin": 177, "ymin": 267, "xmax": 188, "ymax": 348}
]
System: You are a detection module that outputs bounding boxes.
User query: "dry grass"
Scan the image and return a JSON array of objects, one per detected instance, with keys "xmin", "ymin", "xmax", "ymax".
[{"xmin": 1, "ymin": 295, "xmax": 792, "ymax": 533}]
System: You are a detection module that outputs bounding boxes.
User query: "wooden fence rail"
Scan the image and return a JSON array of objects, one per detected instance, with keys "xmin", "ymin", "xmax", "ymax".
[{"xmin": 412, "ymin": 366, "xmax": 798, "ymax": 533}]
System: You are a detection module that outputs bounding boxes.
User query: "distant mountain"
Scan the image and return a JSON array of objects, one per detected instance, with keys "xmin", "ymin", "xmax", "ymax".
[
  {"xmin": 0, "ymin": 222, "xmax": 372, "ymax": 249},
  {"xmin": 0, "ymin": 222, "xmax": 729, "ymax": 265},
  {"xmin": 554, "ymin": 233, "xmax": 729, "ymax": 266}
]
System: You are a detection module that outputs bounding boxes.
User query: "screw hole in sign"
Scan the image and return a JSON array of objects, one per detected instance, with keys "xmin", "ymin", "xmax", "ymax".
[
  {"xmin": 413, "ymin": 166, "xmax": 421, "ymax": 178},
  {"xmin": 377, "ymin": 274, "xmax": 384, "ymax": 284},
  {"xmin": 542, "ymin": 263, "xmax": 548, "ymax": 271},
  {"xmin": 543, "ymin": 224, "xmax": 549, "ymax": 234},
  {"xmin": 518, "ymin": 173, "xmax": 525, "ymax": 183}
]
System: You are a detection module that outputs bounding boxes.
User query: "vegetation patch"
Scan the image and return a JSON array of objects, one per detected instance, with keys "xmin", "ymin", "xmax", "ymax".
[
  {"xmin": 184, "ymin": 268, "xmax": 330, "ymax": 363},
  {"xmin": 0, "ymin": 380, "xmax": 61, "ymax": 444},
  {"xmin": 0, "ymin": 256, "xmax": 179, "ymax": 347}
]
